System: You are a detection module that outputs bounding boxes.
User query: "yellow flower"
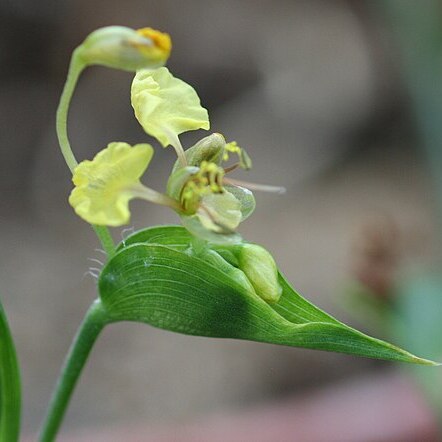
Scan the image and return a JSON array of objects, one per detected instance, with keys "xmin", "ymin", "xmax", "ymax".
[
  {"xmin": 78, "ymin": 26, "xmax": 171, "ymax": 71},
  {"xmin": 69, "ymin": 142, "xmax": 154, "ymax": 226},
  {"xmin": 131, "ymin": 67, "xmax": 210, "ymax": 148}
]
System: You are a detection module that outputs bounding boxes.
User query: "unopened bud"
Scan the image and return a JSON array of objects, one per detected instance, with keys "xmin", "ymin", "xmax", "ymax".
[
  {"xmin": 172, "ymin": 133, "xmax": 226, "ymax": 174},
  {"xmin": 78, "ymin": 26, "xmax": 171, "ymax": 71},
  {"xmin": 237, "ymin": 244, "xmax": 282, "ymax": 303}
]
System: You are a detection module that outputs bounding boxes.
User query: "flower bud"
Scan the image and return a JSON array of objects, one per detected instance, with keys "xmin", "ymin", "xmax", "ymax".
[
  {"xmin": 237, "ymin": 244, "xmax": 282, "ymax": 303},
  {"xmin": 77, "ymin": 26, "xmax": 171, "ymax": 71},
  {"xmin": 179, "ymin": 133, "xmax": 226, "ymax": 170}
]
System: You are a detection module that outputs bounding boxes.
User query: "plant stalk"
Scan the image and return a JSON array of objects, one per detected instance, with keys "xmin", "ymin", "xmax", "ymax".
[
  {"xmin": 92, "ymin": 225, "xmax": 116, "ymax": 257},
  {"xmin": 38, "ymin": 299, "xmax": 110, "ymax": 442},
  {"xmin": 56, "ymin": 48, "xmax": 84, "ymax": 174}
]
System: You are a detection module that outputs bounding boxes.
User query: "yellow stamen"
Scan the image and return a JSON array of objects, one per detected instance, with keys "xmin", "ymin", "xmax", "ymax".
[
  {"xmin": 180, "ymin": 161, "xmax": 225, "ymax": 213},
  {"xmin": 223, "ymin": 141, "xmax": 252, "ymax": 170},
  {"xmin": 136, "ymin": 27, "xmax": 172, "ymax": 54}
]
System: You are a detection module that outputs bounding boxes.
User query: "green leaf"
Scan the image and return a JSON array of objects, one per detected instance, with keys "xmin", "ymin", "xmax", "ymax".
[
  {"xmin": 102, "ymin": 226, "xmax": 436, "ymax": 364},
  {"xmin": 118, "ymin": 224, "xmax": 192, "ymax": 251},
  {"xmin": 0, "ymin": 298, "xmax": 21, "ymax": 442}
]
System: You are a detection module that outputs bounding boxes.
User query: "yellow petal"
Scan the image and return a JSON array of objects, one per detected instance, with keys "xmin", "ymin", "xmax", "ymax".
[
  {"xmin": 69, "ymin": 142, "xmax": 154, "ymax": 226},
  {"xmin": 131, "ymin": 67, "xmax": 210, "ymax": 147}
]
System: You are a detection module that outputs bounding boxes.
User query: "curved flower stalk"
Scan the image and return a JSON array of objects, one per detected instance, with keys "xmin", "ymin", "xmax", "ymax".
[
  {"xmin": 56, "ymin": 25, "xmax": 171, "ymax": 255},
  {"xmin": 58, "ymin": 26, "xmax": 171, "ymax": 173}
]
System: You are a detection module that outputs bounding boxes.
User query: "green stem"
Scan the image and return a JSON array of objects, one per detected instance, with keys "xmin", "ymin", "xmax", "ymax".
[
  {"xmin": 38, "ymin": 299, "xmax": 110, "ymax": 442},
  {"xmin": 0, "ymin": 299, "xmax": 21, "ymax": 442},
  {"xmin": 92, "ymin": 225, "xmax": 116, "ymax": 257},
  {"xmin": 57, "ymin": 49, "xmax": 116, "ymax": 256},
  {"xmin": 56, "ymin": 48, "xmax": 84, "ymax": 173}
]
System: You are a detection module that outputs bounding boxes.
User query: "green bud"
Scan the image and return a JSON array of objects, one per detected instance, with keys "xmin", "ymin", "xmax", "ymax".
[
  {"xmin": 172, "ymin": 133, "xmax": 226, "ymax": 174},
  {"xmin": 236, "ymin": 244, "xmax": 282, "ymax": 303},
  {"xmin": 77, "ymin": 26, "xmax": 171, "ymax": 71}
]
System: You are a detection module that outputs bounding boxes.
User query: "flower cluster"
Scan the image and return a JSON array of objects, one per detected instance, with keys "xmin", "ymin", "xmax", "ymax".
[{"xmin": 68, "ymin": 26, "xmax": 281, "ymax": 244}]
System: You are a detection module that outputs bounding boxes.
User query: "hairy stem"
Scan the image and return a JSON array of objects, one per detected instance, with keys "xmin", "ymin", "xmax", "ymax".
[
  {"xmin": 39, "ymin": 299, "xmax": 110, "ymax": 442},
  {"xmin": 0, "ymin": 299, "xmax": 21, "ymax": 442},
  {"xmin": 92, "ymin": 225, "xmax": 116, "ymax": 257}
]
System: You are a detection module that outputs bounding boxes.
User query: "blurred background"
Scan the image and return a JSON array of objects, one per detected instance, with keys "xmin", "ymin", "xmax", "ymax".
[{"xmin": 1, "ymin": 0, "xmax": 442, "ymax": 440}]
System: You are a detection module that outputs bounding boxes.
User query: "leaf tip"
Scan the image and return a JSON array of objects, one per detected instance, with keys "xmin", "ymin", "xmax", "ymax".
[{"xmin": 412, "ymin": 357, "xmax": 441, "ymax": 367}]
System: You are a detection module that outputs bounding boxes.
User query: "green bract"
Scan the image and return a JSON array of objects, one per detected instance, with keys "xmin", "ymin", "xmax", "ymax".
[
  {"xmin": 131, "ymin": 67, "xmax": 210, "ymax": 147},
  {"xmin": 101, "ymin": 225, "xmax": 436, "ymax": 365}
]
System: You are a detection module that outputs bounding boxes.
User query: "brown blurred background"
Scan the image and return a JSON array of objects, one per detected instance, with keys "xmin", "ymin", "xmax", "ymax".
[{"xmin": 0, "ymin": 0, "xmax": 439, "ymax": 440}]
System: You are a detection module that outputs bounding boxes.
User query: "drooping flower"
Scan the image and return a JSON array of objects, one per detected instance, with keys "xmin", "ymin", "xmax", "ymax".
[
  {"xmin": 69, "ymin": 142, "xmax": 154, "ymax": 226},
  {"xmin": 78, "ymin": 26, "xmax": 172, "ymax": 71},
  {"xmin": 131, "ymin": 67, "xmax": 210, "ymax": 163}
]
